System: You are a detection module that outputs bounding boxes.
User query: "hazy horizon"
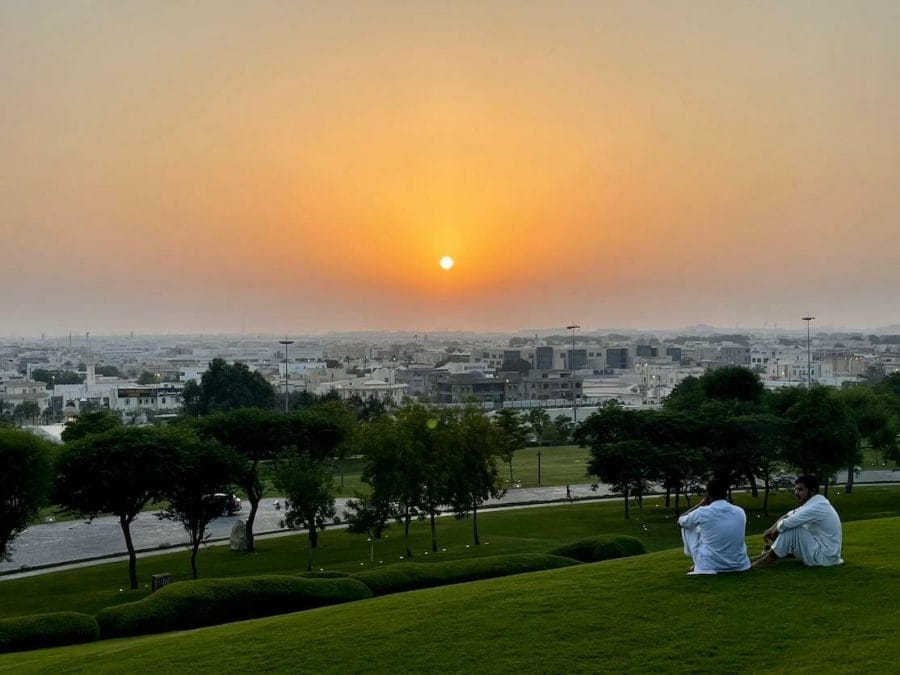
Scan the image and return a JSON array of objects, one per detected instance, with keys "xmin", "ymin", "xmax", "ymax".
[{"xmin": 3, "ymin": 1, "xmax": 898, "ymax": 336}]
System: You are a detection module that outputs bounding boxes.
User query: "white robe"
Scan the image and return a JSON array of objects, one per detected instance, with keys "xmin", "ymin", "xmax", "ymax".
[
  {"xmin": 772, "ymin": 493, "xmax": 843, "ymax": 566},
  {"xmin": 678, "ymin": 500, "xmax": 751, "ymax": 575}
]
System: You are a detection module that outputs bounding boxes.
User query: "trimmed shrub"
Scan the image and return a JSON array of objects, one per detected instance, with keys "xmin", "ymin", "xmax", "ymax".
[
  {"xmin": 299, "ymin": 570, "xmax": 351, "ymax": 579},
  {"xmin": 96, "ymin": 575, "xmax": 372, "ymax": 638},
  {"xmin": 352, "ymin": 553, "xmax": 579, "ymax": 596},
  {"xmin": 548, "ymin": 535, "xmax": 646, "ymax": 563},
  {"xmin": 0, "ymin": 612, "xmax": 99, "ymax": 653}
]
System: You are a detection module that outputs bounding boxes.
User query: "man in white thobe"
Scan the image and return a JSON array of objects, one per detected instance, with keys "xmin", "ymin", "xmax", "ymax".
[
  {"xmin": 752, "ymin": 474, "xmax": 843, "ymax": 568},
  {"xmin": 678, "ymin": 478, "xmax": 751, "ymax": 575}
]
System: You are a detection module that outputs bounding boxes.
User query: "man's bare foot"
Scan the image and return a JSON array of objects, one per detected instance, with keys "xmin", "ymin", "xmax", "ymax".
[{"xmin": 751, "ymin": 551, "xmax": 777, "ymax": 568}]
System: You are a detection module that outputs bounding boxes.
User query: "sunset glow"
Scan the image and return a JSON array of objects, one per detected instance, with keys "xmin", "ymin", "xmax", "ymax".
[{"xmin": 1, "ymin": 2, "xmax": 899, "ymax": 335}]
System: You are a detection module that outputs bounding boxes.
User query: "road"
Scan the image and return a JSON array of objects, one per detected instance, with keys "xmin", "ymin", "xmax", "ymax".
[{"xmin": 2, "ymin": 468, "xmax": 896, "ymax": 578}]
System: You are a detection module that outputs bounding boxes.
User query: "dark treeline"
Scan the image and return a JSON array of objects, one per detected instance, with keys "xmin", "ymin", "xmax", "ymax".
[{"xmin": 577, "ymin": 368, "xmax": 900, "ymax": 519}]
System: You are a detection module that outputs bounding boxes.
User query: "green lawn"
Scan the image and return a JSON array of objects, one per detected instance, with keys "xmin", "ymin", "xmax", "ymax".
[
  {"xmin": 2, "ymin": 516, "xmax": 898, "ymax": 672},
  {"xmin": 333, "ymin": 446, "xmax": 592, "ymax": 494},
  {"xmin": 3, "ymin": 485, "xmax": 899, "ymax": 621}
]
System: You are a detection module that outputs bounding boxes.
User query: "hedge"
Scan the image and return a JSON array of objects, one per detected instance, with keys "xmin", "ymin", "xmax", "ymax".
[
  {"xmin": 96, "ymin": 575, "xmax": 372, "ymax": 638},
  {"xmin": 299, "ymin": 570, "xmax": 352, "ymax": 579},
  {"xmin": 548, "ymin": 535, "xmax": 646, "ymax": 563},
  {"xmin": 0, "ymin": 612, "xmax": 99, "ymax": 654},
  {"xmin": 351, "ymin": 553, "xmax": 579, "ymax": 596}
]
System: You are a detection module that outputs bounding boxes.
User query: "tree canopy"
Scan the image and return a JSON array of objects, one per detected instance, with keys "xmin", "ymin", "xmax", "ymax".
[
  {"xmin": 0, "ymin": 427, "xmax": 55, "ymax": 561},
  {"xmin": 181, "ymin": 358, "xmax": 276, "ymax": 415},
  {"xmin": 55, "ymin": 425, "xmax": 178, "ymax": 588}
]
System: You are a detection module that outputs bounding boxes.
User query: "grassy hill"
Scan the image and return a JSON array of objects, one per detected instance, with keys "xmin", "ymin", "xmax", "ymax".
[{"xmin": 2, "ymin": 516, "xmax": 898, "ymax": 673}]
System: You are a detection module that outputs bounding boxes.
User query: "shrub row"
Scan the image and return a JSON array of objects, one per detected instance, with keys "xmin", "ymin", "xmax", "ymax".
[
  {"xmin": 96, "ymin": 575, "xmax": 372, "ymax": 638},
  {"xmin": 351, "ymin": 553, "xmax": 579, "ymax": 596},
  {"xmin": 548, "ymin": 535, "xmax": 646, "ymax": 563},
  {"xmin": 0, "ymin": 612, "xmax": 99, "ymax": 654}
]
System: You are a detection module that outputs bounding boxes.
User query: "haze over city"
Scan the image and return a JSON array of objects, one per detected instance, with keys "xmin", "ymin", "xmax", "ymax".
[{"xmin": 2, "ymin": 1, "xmax": 899, "ymax": 336}]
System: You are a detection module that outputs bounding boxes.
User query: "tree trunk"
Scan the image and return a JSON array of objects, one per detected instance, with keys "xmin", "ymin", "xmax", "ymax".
[
  {"xmin": 508, "ymin": 459, "xmax": 514, "ymax": 483},
  {"xmin": 190, "ymin": 541, "xmax": 200, "ymax": 579},
  {"xmin": 472, "ymin": 501, "xmax": 480, "ymax": 545},
  {"xmin": 674, "ymin": 488, "xmax": 681, "ymax": 516},
  {"xmin": 340, "ymin": 457, "xmax": 345, "ymax": 489},
  {"xmin": 763, "ymin": 480, "xmax": 770, "ymax": 517},
  {"xmin": 369, "ymin": 538, "xmax": 375, "ymax": 562},
  {"xmin": 665, "ymin": 488, "xmax": 671, "ymax": 508},
  {"xmin": 246, "ymin": 495, "xmax": 259, "ymax": 553},
  {"xmin": 404, "ymin": 507, "xmax": 412, "ymax": 558},
  {"xmin": 846, "ymin": 445, "xmax": 859, "ymax": 493},
  {"xmin": 430, "ymin": 509, "xmax": 438, "ymax": 552},
  {"xmin": 119, "ymin": 515, "xmax": 138, "ymax": 590},
  {"xmin": 624, "ymin": 485, "xmax": 630, "ymax": 520},
  {"xmin": 307, "ymin": 526, "xmax": 318, "ymax": 571},
  {"xmin": 749, "ymin": 476, "xmax": 759, "ymax": 498}
]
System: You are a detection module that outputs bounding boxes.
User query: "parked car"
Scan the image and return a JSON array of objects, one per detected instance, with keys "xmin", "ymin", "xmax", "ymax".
[{"xmin": 206, "ymin": 493, "xmax": 242, "ymax": 516}]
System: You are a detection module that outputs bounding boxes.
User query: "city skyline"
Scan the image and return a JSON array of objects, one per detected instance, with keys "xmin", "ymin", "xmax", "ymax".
[{"xmin": 2, "ymin": 2, "xmax": 899, "ymax": 336}]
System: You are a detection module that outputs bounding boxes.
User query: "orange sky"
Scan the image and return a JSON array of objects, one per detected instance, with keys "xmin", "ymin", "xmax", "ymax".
[{"xmin": 2, "ymin": 1, "xmax": 899, "ymax": 335}]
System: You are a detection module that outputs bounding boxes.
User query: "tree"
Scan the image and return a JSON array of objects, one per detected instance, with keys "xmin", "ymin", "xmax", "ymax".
[
  {"xmin": 700, "ymin": 365, "xmax": 765, "ymax": 409},
  {"xmin": 576, "ymin": 402, "xmax": 658, "ymax": 519},
  {"xmin": 95, "ymin": 365, "xmax": 122, "ymax": 378},
  {"xmin": 445, "ymin": 407, "xmax": 505, "ymax": 545},
  {"xmin": 136, "ymin": 370, "xmax": 160, "ymax": 385},
  {"xmin": 358, "ymin": 405, "xmax": 433, "ymax": 558},
  {"xmin": 527, "ymin": 408, "xmax": 552, "ymax": 445},
  {"xmin": 12, "ymin": 401, "xmax": 40, "ymax": 426},
  {"xmin": 181, "ymin": 358, "xmax": 276, "ymax": 415},
  {"xmin": 273, "ymin": 453, "xmax": 336, "ymax": 571},
  {"xmin": 552, "ymin": 415, "xmax": 574, "ymax": 444},
  {"xmin": 345, "ymin": 491, "xmax": 394, "ymax": 562},
  {"xmin": 193, "ymin": 408, "xmax": 287, "ymax": 552},
  {"xmin": 55, "ymin": 426, "xmax": 177, "ymax": 589},
  {"xmin": 0, "ymin": 427, "xmax": 55, "ymax": 561},
  {"xmin": 493, "ymin": 409, "xmax": 527, "ymax": 483},
  {"xmin": 781, "ymin": 386, "xmax": 859, "ymax": 495},
  {"xmin": 60, "ymin": 410, "xmax": 122, "ymax": 444},
  {"xmin": 662, "ymin": 376, "xmax": 705, "ymax": 411},
  {"xmin": 838, "ymin": 387, "xmax": 897, "ymax": 492},
  {"xmin": 159, "ymin": 431, "xmax": 246, "ymax": 579},
  {"xmin": 639, "ymin": 410, "xmax": 706, "ymax": 513}
]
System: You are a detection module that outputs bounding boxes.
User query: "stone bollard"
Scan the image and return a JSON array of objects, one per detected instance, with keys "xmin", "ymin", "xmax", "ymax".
[
  {"xmin": 151, "ymin": 573, "xmax": 171, "ymax": 592},
  {"xmin": 230, "ymin": 519, "xmax": 249, "ymax": 551}
]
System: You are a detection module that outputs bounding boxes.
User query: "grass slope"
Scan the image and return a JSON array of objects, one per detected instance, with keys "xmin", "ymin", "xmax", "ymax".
[
  {"xmin": 3, "ymin": 486, "xmax": 899, "ymax": 620},
  {"xmin": 2, "ymin": 517, "xmax": 898, "ymax": 673}
]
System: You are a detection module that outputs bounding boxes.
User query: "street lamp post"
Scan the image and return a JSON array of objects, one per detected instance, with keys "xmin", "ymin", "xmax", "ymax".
[
  {"xmin": 801, "ymin": 316, "xmax": 814, "ymax": 388},
  {"xmin": 279, "ymin": 338, "xmax": 294, "ymax": 413},
  {"xmin": 566, "ymin": 323, "xmax": 580, "ymax": 425}
]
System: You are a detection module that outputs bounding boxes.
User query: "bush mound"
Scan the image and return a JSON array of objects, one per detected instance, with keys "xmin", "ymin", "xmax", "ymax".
[
  {"xmin": 0, "ymin": 612, "xmax": 99, "ymax": 653},
  {"xmin": 96, "ymin": 575, "xmax": 372, "ymax": 638},
  {"xmin": 548, "ymin": 535, "xmax": 646, "ymax": 563},
  {"xmin": 299, "ymin": 570, "xmax": 351, "ymax": 579},
  {"xmin": 351, "ymin": 553, "xmax": 579, "ymax": 596}
]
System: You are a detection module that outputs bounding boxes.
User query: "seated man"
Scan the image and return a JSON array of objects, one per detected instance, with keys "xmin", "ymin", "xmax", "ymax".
[
  {"xmin": 677, "ymin": 478, "xmax": 751, "ymax": 575},
  {"xmin": 752, "ymin": 474, "xmax": 843, "ymax": 568}
]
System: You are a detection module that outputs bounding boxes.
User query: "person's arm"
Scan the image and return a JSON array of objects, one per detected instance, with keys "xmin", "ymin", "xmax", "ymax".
[
  {"xmin": 764, "ymin": 505, "xmax": 797, "ymax": 541},
  {"xmin": 776, "ymin": 499, "xmax": 823, "ymax": 531},
  {"xmin": 677, "ymin": 494, "xmax": 710, "ymax": 528}
]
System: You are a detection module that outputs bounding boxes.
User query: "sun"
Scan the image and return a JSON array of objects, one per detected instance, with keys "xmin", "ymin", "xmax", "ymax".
[{"xmin": 439, "ymin": 255, "xmax": 454, "ymax": 270}]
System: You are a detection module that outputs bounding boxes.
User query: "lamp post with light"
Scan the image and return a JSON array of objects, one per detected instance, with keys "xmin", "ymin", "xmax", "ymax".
[
  {"xmin": 801, "ymin": 316, "xmax": 814, "ymax": 388},
  {"xmin": 566, "ymin": 324, "xmax": 580, "ymax": 424},
  {"xmin": 279, "ymin": 338, "xmax": 294, "ymax": 413}
]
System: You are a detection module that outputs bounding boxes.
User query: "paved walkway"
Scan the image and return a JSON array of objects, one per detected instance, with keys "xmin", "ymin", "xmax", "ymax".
[{"xmin": 2, "ymin": 468, "xmax": 896, "ymax": 579}]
